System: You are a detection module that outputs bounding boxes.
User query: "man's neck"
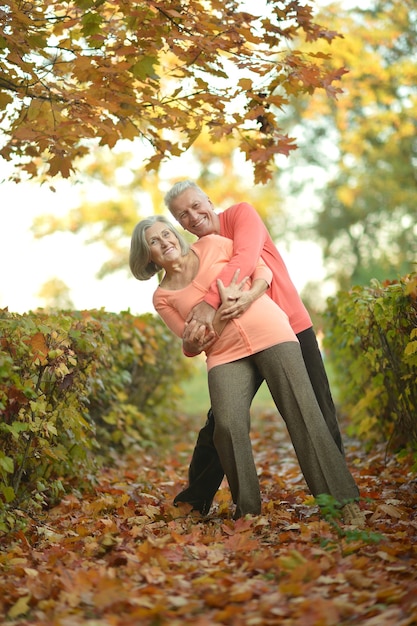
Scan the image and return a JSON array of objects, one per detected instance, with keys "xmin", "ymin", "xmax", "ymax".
[{"xmin": 212, "ymin": 211, "xmax": 221, "ymax": 234}]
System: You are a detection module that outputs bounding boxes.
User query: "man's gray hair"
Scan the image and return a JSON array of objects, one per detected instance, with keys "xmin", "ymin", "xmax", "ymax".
[{"xmin": 164, "ymin": 180, "xmax": 204, "ymax": 210}]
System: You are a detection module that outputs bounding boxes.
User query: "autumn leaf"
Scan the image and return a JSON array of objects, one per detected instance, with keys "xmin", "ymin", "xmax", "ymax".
[
  {"xmin": 7, "ymin": 595, "xmax": 31, "ymax": 620},
  {"xmin": 0, "ymin": 0, "xmax": 346, "ymax": 184},
  {"xmin": 1, "ymin": 406, "xmax": 417, "ymax": 625},
  {"xmin": 26, "ymin": 331, "xmax": 48, "ymax": 364}
]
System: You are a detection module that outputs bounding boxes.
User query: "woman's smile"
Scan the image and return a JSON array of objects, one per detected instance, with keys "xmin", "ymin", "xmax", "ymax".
[{"xmin": 145, "ymin": 222, "xmax": 181, "ymax": 266}]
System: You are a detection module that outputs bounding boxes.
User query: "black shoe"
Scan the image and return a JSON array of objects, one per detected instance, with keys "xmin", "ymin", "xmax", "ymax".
[{"xmin": 173, "ymin": 487, "xmax": 214, "ymax": 516}]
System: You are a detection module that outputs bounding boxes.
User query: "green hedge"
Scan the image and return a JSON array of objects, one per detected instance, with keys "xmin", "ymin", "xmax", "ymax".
[
  {"xmin": 0, "ymin": 309, "xmax": 192, "ymax": 529},
  {"xmin": 323, "ymin": 272, "xmax": 417, "ymax": 451}
]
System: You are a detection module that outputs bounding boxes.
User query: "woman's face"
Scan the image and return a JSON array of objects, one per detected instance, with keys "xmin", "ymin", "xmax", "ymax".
[{"xmin": 145, "ymin": 222, "xmax": 182, "ymax": 267}]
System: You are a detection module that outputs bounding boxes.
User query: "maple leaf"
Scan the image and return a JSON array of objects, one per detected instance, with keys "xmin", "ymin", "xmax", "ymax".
[
  {"xmin": 0, "ymin": 0, "xmax": 346, "ymax": 184},
  {"xmin": 2, "ymin": 401, "xmax": 417, "ymax": 626}
]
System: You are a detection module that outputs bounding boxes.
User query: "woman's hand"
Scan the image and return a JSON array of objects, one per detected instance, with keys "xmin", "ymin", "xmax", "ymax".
[
  {"xmin": 182, "ymin": 319, "xmax": 217, "ymax": 355},
  {"xmin": 185, "ymin": 301, "xmax": 216, "ymax": 332}
]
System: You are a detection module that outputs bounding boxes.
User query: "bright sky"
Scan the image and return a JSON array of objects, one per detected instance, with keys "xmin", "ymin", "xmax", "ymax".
[
  {"xmin": 0, "ymin": 169, "xmax": 328, "ymax": 315},
  {"xmin": 0, "ymin": 172, "xmax": 158, "ymax": 314}
]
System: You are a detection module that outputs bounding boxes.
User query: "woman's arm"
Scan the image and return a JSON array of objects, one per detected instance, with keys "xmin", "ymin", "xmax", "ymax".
[{"xmin": 155, "ymin": 297, "xmax": 212, "ymax": 358}]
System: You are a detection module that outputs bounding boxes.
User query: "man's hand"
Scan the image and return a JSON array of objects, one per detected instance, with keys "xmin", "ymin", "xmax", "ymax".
[
  {"xmin": 183, "ymin": 319, "xmax": 217, "ymax": 355},
  {"xmin": 217, "ymin": 271, "xmax": 268, "ymax": 321},
  {"xmin": 217, "ymin": 269, "xmax": 249, "ymax": 302},
  {"xmin": 186, "ymin": 300, "xmax": 216, "ymax": 332},
  {"xmin": 216, "ymin": 269, "xmax": 250, "ymax": 320},
  {"xmin": 219, "ymin": 291, "xmax": 254, "ymax": 320}
]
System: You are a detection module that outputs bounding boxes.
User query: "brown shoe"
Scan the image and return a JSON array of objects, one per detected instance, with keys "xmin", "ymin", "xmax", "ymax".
[{"xmin": 342, "ymin": 502, "xmax": 366, "ymax": 528}]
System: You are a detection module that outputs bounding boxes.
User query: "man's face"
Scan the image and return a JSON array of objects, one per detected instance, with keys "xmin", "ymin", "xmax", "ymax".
[{"xmin": 169, "ymin": 188, "xmax": 220, "ymax": 238}]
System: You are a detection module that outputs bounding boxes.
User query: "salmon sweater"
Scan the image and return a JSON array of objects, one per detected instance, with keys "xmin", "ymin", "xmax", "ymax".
[
  {"xmin": 203, "ymin": 202, "xmax": 312, "ymax": 334},
  {"xmin": 153, "ymin": 235, "xmax": 298, "ymax": 371}
]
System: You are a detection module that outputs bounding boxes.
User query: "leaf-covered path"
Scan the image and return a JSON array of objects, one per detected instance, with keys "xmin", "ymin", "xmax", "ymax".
[{"xmin": 1, "ymin": 409, "xmax": 417, "ymax": 626}]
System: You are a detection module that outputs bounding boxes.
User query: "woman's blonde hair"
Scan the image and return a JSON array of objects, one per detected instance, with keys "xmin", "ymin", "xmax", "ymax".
[{"xmin": 129, "ymin": 215, "xmax": 190, "ymax": 280}]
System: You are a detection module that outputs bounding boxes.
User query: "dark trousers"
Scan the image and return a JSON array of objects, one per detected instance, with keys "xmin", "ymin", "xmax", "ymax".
[{"xmin": 174, "ymin": 327, "xmax": 343, "ymax": 514}]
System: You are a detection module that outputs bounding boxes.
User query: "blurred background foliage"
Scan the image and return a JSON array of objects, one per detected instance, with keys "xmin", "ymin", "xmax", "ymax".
[
  {"xmin": 274, "ymin": 0, "xmax": 417, "ymax": 291},
  {"xmin": 30, "ymin": 0, "xmax": 416, "ymax": 318}
]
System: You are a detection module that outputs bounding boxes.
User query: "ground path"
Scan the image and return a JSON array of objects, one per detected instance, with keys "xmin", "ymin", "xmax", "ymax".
[{"xmin": 1, "ymin": 409, "xmax": 417, "ymax": 625}]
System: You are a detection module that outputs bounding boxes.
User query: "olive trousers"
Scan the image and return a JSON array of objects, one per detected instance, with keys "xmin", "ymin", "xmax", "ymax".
[{"xmin": 207, "ymin": 342, "xmax": 358, "ymax": 518}]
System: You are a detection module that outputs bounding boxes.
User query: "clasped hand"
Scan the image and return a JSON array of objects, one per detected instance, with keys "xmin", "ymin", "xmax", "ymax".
[
  {"xmin": 182, "ymin": 270, "xmax": 249, "ymax": 354},
  {"xmin": 182, "ymin": 318, "xmax": 216, "ymax": 355}
]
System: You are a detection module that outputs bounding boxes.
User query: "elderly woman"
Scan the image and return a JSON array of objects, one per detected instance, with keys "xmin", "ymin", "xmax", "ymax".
[{"xmin": 130, "ymin": 215, "xmax": 364, "ymax": 524}]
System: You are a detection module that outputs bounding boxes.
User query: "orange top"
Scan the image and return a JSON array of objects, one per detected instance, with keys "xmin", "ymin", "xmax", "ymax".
[
  {"xmin": 153, "ymin": 235, "xmax": 298, "ymax": 371},
  {"xmin": 202, "ymin": 202, "xmax": 312, "ymax": 334}
]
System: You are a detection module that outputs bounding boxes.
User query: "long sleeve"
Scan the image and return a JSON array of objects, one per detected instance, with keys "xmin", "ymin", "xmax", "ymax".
[
  {"xmin": 203, "ymin": 203, "xmax": 268, "ymax": 309},
  {"xmin": 252, "ymin": 260, "xmax": 272, "ymax": 286},
  {"xmin": 152, "ymin": 293, "xmax": 185, "ymax": 339},
  {"xmin": 205, "ymin": 202, "xmax": 312, "ymax": 334}
]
